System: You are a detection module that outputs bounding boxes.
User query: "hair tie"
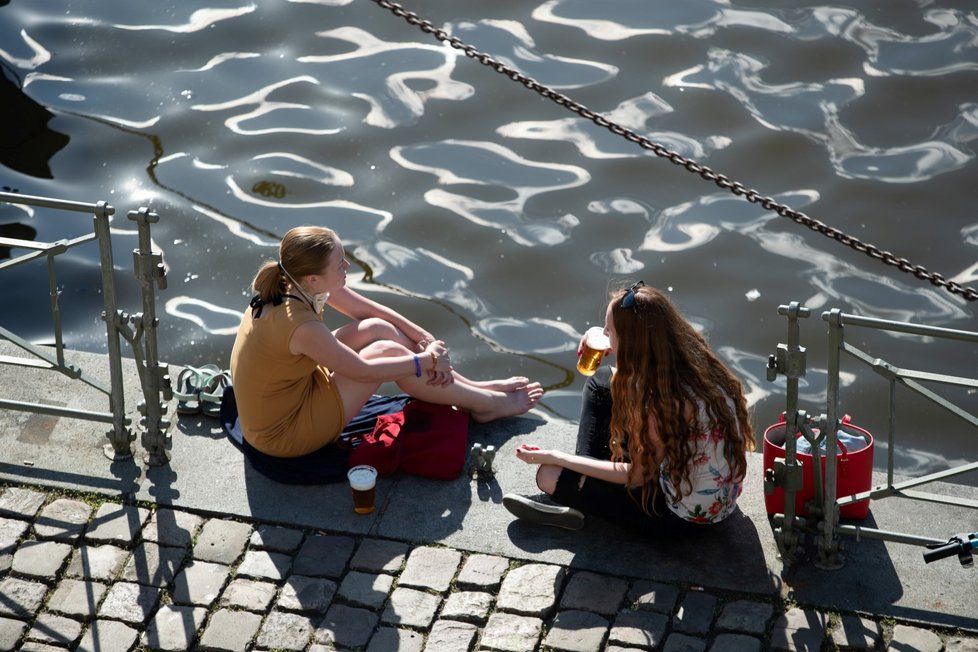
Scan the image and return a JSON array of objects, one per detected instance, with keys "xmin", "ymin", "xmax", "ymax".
[{"xmin": 249, "ymin": 294, "xmax": 266, "ymax": 318}]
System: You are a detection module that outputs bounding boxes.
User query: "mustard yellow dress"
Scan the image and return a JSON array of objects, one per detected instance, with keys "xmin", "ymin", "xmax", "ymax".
[{"xmin": 230, "ymin": 298, "xmax": 345, "ymax": 457}]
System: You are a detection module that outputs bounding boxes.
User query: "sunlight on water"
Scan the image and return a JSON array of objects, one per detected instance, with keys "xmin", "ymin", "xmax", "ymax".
[
  {"xmin": 391, "ymin": 140, "xmax": 589, "ymax": 246},
  {"xmin": 532, "ymin": 0, "xmax": 792, "ymax": 41},
  {"xmin": 298, "ymin": 26, "xmax": 473, "ymax": 128},
  {"xmin": 499, "ymin": 92, "xmax": 731, "ymax": 160},
  {"xmin": 1, "ymin": 0, "xmax": 975, "ymax": 467},
  {"xmin": 112, "ymin": 5, "xmax": 257, "ymax": 34}
]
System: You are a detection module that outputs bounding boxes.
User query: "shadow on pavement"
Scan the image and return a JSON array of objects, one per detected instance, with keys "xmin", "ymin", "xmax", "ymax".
[
  {"xmin": 508, "ymin": 504, "xmax": 781, "ymax": 596},
  {"xmin": 377, "ymin": 415, "xmax": 549, "ymax": 542},
  {"xmin": 775, "ymin": 509, "xmax": 975, "ymax": 630}
]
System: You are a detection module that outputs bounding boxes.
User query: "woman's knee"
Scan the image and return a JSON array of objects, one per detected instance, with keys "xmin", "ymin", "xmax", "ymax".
[
  {"xmin": 359, "ymin": 339, "xmax": 410, "ymax": 360},
  {"xmin": 361, "ymin": 318, "xmax": 401, "ymax": 341},
  {"xmin": 535, "ymin": 464, "xmax": 562, "ymax": 495}
]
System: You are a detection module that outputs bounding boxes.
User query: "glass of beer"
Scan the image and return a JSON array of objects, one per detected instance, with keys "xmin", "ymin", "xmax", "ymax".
[
  {"xmin": 347, "ymin": 465, "xmax": 378, "ymax": 515},
  {"xmin": 577, "ymin": 327, "xmax": 611, "ymax": 376}
]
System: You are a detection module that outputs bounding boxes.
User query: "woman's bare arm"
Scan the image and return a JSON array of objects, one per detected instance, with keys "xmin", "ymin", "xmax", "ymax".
[
  {"xmin": 515, "ymin": 446, "xmax": 633, "ymax": 485},
  {"xmin": 290, "ymin": 320, "xmax": 440, "ymax": 383},
  {"xmin": 327, "ymin": 286, "xmax": 429, "ymax": 346}
]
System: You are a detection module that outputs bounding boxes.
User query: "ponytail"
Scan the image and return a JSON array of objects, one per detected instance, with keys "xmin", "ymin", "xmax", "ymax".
[
  {"xmin": 249, "ymin": 225, "xmax": 337, "ymax": 307},
  {"xmin": 252, "ymin": 261, "xmax": 286, "ymax": 303}
]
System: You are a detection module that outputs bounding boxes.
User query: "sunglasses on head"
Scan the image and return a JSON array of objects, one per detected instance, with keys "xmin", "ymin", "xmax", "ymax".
[{"xmin": 620, "ymin": 281, "xmax": 646, "ymax": 309}]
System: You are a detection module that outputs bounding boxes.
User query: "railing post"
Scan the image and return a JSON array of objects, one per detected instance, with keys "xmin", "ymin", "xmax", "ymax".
[
  {"xmin": 93, "ymin": 201, "xmax": 134, "ymax": 459},
  {"xmin": 46, "ymin": 254, "xmax": 65, "ymax": 368},
  {"xmin": 818, "ymin": 309, "xmax": 845, "ymax": 569},
  {"xmin": 766, "ymin": 301, "xmax": 810, "ymax": 562},
  {"xmin": 128, "ymin": 207, "xmax": 172, "ymax": 466},
  {"xmin": 887, "ymin": 379, "xmax": 896, "ymax": 490}
]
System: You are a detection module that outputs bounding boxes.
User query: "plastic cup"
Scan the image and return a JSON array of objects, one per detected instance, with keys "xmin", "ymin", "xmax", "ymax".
[
  {"xmin": 347, "ymin": 465, "xmax": 377, "ymax": 515},
  {"xmin": 577, "ymin": 327, "xmax": 610, "ymax": 376}
]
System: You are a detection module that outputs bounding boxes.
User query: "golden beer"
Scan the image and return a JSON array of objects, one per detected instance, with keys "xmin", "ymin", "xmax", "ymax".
[
  {"xmin": 577, "ymin": 327, "xmax": 610, "ymax": 376},
  {"xmin": 347, "ymin": 465, "xmax": 377, "ymax": 515},
  {"xmin": 352, "ymin": 486, "xmax": 376, "ymax": 515}
]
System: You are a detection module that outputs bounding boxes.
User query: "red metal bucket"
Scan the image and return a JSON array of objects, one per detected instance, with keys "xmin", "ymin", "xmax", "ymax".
[{"xmin": 763, "ymin": 414, "xmax": 873, "ymax": 520}]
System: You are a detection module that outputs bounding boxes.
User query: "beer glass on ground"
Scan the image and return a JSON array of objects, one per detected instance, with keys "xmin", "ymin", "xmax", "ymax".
[
  {"xmin": 577, "ymin": 327, "xmax": 610, "ymax": 376},
  {"xmin": 347, "ymin": 465, "xmax": 378, "ymax": 515}
]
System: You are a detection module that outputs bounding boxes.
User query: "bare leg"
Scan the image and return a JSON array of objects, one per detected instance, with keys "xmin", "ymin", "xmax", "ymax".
[
  {"xmin": 330, "ymin": 370, "xmax": 384, "ymax": 430},
  {"xmin": 536, "ymin": 464, "xmax": 562, "ymax": 495},
  {"xmin": 333, "ymin": 339, "xmax": 542, "ymax": 422},
  {"xmin": 334, "ymin": 318, "xmax": 529, "ymax": 391},
  {"xmin": 461, "ymin": 374, "xmax": 530, "ymax": 392}
]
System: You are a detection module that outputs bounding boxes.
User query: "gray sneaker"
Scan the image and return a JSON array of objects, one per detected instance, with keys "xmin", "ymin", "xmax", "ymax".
[{"xmin": 502, "ymin": 494, "xmax": 585, "ymax": 530}]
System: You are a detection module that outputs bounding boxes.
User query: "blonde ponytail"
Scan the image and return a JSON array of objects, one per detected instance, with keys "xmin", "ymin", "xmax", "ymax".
[
  {"xmin": 249, "ymin": 226, "xmax": 337, "ymax": 307},
  {"xmin": 252, "ymin": 261, "xmax": 286, "ymax": 303}
]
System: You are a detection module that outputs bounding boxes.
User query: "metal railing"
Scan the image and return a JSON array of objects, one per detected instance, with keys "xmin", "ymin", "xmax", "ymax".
[
  {"xmin": 765, "ymin": 302, "xmax": 978, "ymax": 568},
  {"xmin": 0, "ymin": 191, "xmax": 172, "ymax": 465}
]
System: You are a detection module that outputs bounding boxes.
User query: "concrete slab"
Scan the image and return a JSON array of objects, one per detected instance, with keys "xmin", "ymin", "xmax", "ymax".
[{"xmin": 1, "ymin": 343, "xmax": 976, "ymax": 631}]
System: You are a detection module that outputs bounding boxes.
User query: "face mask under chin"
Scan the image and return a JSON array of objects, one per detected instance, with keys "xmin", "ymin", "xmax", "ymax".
[
  {"xmin": 280, "ymin": 263, "xmax": 329, "ymax": 314},
  {"xmin": 312, "ymin": 291, "xmax": 329, "ymax": 314}
]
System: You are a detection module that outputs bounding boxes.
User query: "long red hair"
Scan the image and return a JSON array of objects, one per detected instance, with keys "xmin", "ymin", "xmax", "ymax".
[{"xmin": 607, "ymin": 285, "xmax": 753, "ymax": 513}]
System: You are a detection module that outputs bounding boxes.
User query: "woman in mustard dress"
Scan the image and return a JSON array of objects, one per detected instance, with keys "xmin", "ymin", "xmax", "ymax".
[{"xmin": 231, "ymin": 226, "xmax": 543, "ymax": 458}]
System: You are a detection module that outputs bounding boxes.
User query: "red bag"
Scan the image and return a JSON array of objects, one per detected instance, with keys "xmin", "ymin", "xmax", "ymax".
[{"xmin": 348, "ymin": 401, "xmax": 469, "ymax": 480}]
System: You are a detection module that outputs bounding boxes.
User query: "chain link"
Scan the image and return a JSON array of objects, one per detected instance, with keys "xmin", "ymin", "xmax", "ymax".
[{"xmin": 371, "ymin": 0, "xmax": 978, "ymax": 302}]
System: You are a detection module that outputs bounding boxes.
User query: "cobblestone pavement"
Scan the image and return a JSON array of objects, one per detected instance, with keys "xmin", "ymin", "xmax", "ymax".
[{"xmin": 0, "ymin": 483, "xmax": 975, "ymax": 651}]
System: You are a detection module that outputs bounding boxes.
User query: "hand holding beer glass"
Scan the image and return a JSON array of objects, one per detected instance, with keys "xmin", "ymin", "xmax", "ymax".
[{"xmin": 577, "ymin": 327, "xmax": 610, "ymax": 376}]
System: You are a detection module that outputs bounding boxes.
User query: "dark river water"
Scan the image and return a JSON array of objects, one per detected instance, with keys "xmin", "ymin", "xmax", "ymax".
[{"xmin": 2, "ymin": 0, "xmax": 977, "ymax": 481}]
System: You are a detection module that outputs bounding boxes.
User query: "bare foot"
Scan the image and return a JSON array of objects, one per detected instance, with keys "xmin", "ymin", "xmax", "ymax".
[
  {"xmin": 472, "ymin": 383, "xmax": 544, "ymax": 423},
  {"xmin": 466, "ymin": 376, "xmax": 530, "ymax": 392}
]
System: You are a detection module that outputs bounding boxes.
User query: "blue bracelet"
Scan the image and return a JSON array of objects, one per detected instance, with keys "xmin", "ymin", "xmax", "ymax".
[{"xmin": 413, "ymin": 354, "xmax": 422, "ymax": 378}]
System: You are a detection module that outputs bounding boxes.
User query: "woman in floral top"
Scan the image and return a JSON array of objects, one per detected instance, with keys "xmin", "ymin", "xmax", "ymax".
[{"xmin": 503, "ymin": 282, "xmax": 752, "ymax": 536}]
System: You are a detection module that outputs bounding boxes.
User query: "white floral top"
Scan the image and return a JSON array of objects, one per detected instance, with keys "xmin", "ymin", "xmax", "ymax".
[{"xmin": 658, "ymin": 401, "xmax": 743, "ymax": 524}]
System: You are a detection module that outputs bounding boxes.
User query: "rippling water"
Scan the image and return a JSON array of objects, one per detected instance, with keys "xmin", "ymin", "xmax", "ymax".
[{"xmin": 2, "ymin": 0, "xmax": 977, "ymax": 479}]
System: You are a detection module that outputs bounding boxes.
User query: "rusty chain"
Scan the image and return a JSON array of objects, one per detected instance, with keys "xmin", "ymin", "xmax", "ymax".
[{"xmin": 370, "ymin": 0, "xmax": 978, "ymax": 302}]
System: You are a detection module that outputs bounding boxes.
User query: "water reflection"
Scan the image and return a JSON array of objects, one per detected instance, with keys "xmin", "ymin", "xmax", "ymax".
[
  {"xmin": 355, "ymin": 240, "xmax": 487, "ymax": 316},
  {"xmin": 192, "ymin": 75, "xmax": 345, "ymax": 136},
  {"xmin": 111, "ymin": 4, "xmax": 256, "ymax": 33},
  {"xmin": 718, "ymin": 347, "xmax": 857, "ymax": 409},
  {"xmin": 0, "ymin": 65, "xmax": 69, "ymax": 179},
  {"xmin": 299, "ymin": 26, "xmax": 473, "ymax": 128},
  {"xmin": 591, "ymin": 190, "xmax": 969, "ymax": 326},
  {"xmin": 589, "ymin": 190, "xmax": 818, "ymax": 254},
  {"xmin": 589, "ymin": 248, "xmax": 644, "ymax": 274},
  {"xmin": 753, "ymin": 229, "xmax": 968, "ymax": 325},
  {"xmin": 0, "ymin": 222, "xmax": 37, "ymax": 261},
  {"xmin": 874, "ymin": 440, "xmax": 977, "ymax": 479},
  {"xmin": 226, "ymin": 152, "xmax": 354, "ymax": 205},
  {"xmin": 667, "ymin": 48, "xmax": 977, "ymax": 182},
  {"xmin": 794, "ymin": 7, "xmax": 978, "ymax": 77},
  {"xmin": 1, "ymin": 0, "xmax": 975, "ymax": 464},
  {"xmin": 390, "ymin": 140, "xmax": 588, "ymax": 246},
  {"xmin": 191, "ymin": 205, "xmax": 278, "ymax": 248},
  {"xmin": 532, "ymin": 0, "xmax": 791, "ymax": 40},
  {"xmin": 287, "ymin": 0, "xmax": 353, "ymax": 6},
  {"xmin": 164, "ymin": 297, "xmax": 242, "ymax": 335},
  {"xmin": 952, "ymin": 224, "xmax": 978, "ymax": 286},
  {"xmin": 448, "ymin": 19, "xmax": 617, "ymax": 89},
  {"xmin": 154, "ymin": 153, "xmax": 391, "ymax": 245},
  {"xmin": 499, "ymin": 92, "xmax": 730, "ymax": 160},
  {"xmin": 476, "ymin": 317, "xmax": 579, "ymax": 355},
  {"xmin": 0, "ymin": 28, "xmax": 51, "ymax": 69}
]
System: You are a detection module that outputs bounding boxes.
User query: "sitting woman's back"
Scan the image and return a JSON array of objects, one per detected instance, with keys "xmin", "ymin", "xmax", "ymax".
[
  {"xmin": 609, "ymin": 283, "xmax": 752, "ymax": 526},
  {"xmin": 504, "ymin": 281, "xmax": 754, "ymax": 535},
  {"xmin": 658, "ymin": 397, "xmax": 744, "ymax": 523},
  {"xmin": 231, "ymin": 280, "xmax": 346, "ymax": 458}
]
